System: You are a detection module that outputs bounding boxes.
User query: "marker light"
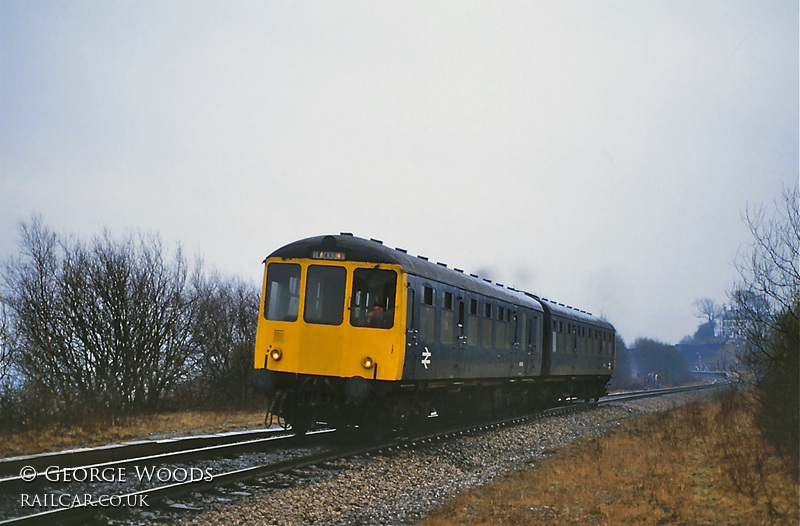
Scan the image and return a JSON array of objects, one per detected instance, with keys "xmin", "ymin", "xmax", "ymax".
[
  {"xmin": 361, "ymin": 356, "xmax": 374, "ymax": 369},
  {"xmin": 270, "ymin": 348, "xmax": 282, "ymax": 361}
]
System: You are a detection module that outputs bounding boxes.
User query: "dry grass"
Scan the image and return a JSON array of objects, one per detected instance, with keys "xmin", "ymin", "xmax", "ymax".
[
  {"xmin": 0, "ymin": 407, "xmax": 268, "ymax": 458},
  {"xmin": 422, "ymin": 393, "xmax": 799, "ymax": 525}
]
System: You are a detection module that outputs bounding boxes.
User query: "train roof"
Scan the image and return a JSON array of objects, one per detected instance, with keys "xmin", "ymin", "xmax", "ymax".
[{"xmin": 268, "ymin": 234, "xmax": 613, "ymax": 329}]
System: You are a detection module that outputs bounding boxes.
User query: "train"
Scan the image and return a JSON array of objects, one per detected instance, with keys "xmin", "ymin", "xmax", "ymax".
[{"xmin": 252, "ymin": 234, "xmax": 615, "ymax": 435}]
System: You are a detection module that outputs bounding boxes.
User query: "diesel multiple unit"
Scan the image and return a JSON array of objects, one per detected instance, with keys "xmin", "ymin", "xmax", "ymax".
[{"xmin": 252, "ymin": 234, "xmax": 615, "ymax": 434}]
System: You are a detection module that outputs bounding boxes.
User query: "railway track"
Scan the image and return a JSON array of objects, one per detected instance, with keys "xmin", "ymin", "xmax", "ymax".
[
  {"xmin": 0, "ymin": 381, "xmax": 727, "ymax": 525},
  {"xmin": 0, "ymin": 427, "xmax": 296, "ymax": 480}
]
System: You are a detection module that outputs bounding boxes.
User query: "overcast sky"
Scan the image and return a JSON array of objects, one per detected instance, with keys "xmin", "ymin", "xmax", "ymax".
[{"xmin": 1, "ymin": 1, "xmax": 797, "ymax": 344}]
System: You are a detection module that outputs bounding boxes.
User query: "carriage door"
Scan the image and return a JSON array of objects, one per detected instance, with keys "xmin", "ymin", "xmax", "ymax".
[
  {"xmin": 457, "ymin": 300, "xmax": 467, "ymax": 349},
  {"xmin": 520, "ymin": 312, "xmax": 535, "ymax": 375},
  {"xmin": 403, "ymin": 286, "xmax": 419, "ymax": 378}
]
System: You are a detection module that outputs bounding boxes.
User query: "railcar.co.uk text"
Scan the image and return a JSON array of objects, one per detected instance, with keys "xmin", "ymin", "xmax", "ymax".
[{"xmin": 18, "ymin": 465, "xmax": 213, "ymax": 509}]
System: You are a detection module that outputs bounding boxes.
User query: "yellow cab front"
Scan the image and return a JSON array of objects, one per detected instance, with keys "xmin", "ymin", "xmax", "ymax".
[{"xmin": 254, "ymin": 257, "xmax": 407, "ymax": 382}]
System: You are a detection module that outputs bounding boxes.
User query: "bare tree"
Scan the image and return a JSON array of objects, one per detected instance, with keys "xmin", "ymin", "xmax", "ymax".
[
  {"xmin": 2, "ymin": 217, "xmax": 70, "ymax": 419},
  {"xmin": 693, "ymin": 297, "xmax": 722, "ymax": 325},
  {"xmin": 188, "ymin": 271, "xmax": 259, "ymax": 406},
  {"xmin": 730, "ymin": 185, "xmax": 799, "ymax": 375},
  {"xmin": 0, "ymin": 299, "xmax": 10, "ymax": 384},
  {"xmin": 729, "ymin": 184, "xmax": 799, "ymax": 469},
  {"xmin": 1, "ymin": 219, "xmax": 202, "ymax": 423}
]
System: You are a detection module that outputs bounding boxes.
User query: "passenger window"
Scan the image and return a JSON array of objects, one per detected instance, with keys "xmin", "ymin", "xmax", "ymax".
[
  {"xmin": 264, "ymin": 263, "xmax": 301, "ymax": 321},
  {"xmin": 423, "ymin": 286, "xmax": 435, "ymax": 306},
  {"xmin": 350, "ymin": 268, "xmax": 397, "ymax": 329},
  {"xmin": 443, "ymin": 291, "xmax": 453, "ymax": 310},
  {"xmin": 304, "ymin": 265, "xmax": 346, "ymax": 325}
]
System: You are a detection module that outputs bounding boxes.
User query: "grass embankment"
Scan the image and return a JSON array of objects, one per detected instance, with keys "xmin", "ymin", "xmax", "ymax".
[
  {"xmin": 0, "ymin": 407, "xmax": 267, "ymax": 458},
  {"xmin": 422, "ymin": 391, "xmax": 799, "ymax": 525}
]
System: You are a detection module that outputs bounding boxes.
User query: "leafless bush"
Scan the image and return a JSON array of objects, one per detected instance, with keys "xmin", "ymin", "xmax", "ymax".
[
  {"xmin": 1, "ymin": 218, "xmax": 203, "ymax": 426},
  {"xmin": 184, "ymin": 271, "xmax": 259, "ymax": 407},
  {"xmin": 729, "ymin": 184, "xmax": 799, "ymax": 472}
]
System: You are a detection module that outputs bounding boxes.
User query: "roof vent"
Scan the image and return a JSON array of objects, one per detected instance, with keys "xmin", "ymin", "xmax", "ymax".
[
  {"xmin": 454, "ymin": 268, "xmax": 464, "ymax": 273},
  {"xmin": 437, "ymin": 262, "xmax": 447, "ymax": 267},
  {"xmin": 370, "ymin": 238, "xmax": 383, "ymax": 245},
  {"xmin": 395, "ymin": 247, "xmax": 407, "ymax": 253},
  {"xmin": 340, "ymin": 232, "xmax": 353, "ymax": 236},
  {"xmin": 470, "ymin": 273, "xmax": 479, "ymax": 278},
  {"xmin": 418, "ymin": 255, "xmax": 428, "ymax": 261}
]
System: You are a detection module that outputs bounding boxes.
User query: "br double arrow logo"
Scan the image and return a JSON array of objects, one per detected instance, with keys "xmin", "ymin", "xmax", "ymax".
[{"xmin": 421, "ymin": 346, "xmax": 432, "ymax": 369}]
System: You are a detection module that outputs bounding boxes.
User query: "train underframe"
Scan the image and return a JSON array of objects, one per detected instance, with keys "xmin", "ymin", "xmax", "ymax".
[{"xmin": 253, "ymin": 370, "xmax": 610, "ymax": 437}]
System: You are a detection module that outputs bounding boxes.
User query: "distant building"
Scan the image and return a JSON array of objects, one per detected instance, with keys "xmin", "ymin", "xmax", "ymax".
[{"xmin": 719, "ymin": 306, "xmax": 744, "ymax": 341}]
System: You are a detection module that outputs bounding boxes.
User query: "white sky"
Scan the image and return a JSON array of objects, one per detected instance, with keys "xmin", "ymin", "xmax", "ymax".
[{"xmin": 1, "ymin": 1, "xmax": 797, "ymax": 344}]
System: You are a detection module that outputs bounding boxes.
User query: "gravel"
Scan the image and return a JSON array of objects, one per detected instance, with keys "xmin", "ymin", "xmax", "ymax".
[{"xmin": 178, "ymin": 390, "xmax": 717, "ymax": 526}]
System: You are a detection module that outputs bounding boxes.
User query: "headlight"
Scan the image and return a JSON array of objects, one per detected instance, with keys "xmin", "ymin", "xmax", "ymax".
[
  {"xmin": 361, "ymin": 356, "xmax": 374, "ymax": 369},
  {"xmin": 270, "ymin": 348, "xmax": 282, "ymax": 361}
]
